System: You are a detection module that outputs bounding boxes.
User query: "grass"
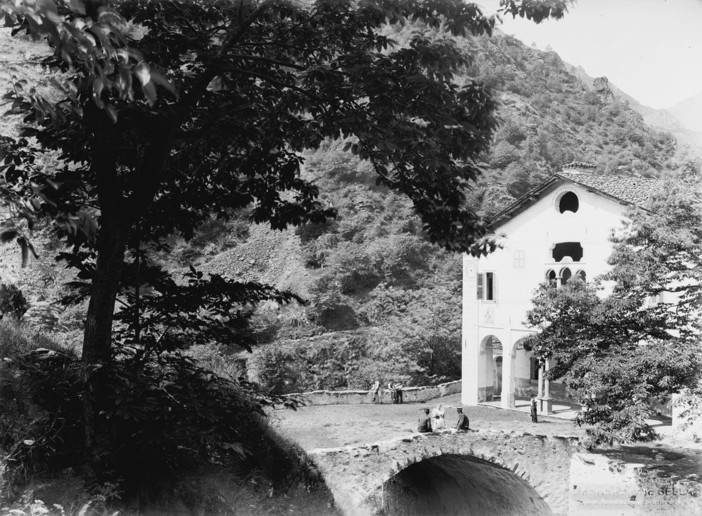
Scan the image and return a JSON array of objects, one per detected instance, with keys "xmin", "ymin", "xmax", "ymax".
[{"xmin": 0, "ymin": 319, "xmax": 73, "ymax": 358}]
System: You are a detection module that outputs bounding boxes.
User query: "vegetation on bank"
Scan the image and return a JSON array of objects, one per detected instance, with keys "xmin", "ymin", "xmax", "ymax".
[{"xmin": 0, "ymin": 321, "xmax": 337, "ymax": 515}]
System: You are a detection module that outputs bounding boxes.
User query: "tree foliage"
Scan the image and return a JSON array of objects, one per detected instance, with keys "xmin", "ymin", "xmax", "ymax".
[{"xmin": 525, "ymin": 168, "xmax": 702, "ymax": 444}]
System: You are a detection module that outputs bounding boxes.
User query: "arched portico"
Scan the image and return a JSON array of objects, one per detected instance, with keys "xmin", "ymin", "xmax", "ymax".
[
  {"xmin": 501, "ymin": 336, "xmax": 535, "ymax": 409},
  {"xmin": 479, "ymin": 335, "xmax": 503, "ymax": 401}
]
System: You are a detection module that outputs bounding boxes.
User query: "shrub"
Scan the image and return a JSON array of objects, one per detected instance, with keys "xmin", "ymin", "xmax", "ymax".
[{"xmin": 0, "ymin": 284, "xmax": 28, "ymax": 321}]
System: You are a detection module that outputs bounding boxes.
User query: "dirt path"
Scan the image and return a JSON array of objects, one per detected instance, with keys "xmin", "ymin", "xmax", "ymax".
[{"xmin": 271, "ymin": 393, "xmax": 587, "ymax": 450}]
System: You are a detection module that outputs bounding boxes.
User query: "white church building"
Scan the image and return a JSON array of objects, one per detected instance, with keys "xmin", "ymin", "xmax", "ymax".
[{"xmin": 461, "ymin": 168, "xmax": 658, "ymax": 413}]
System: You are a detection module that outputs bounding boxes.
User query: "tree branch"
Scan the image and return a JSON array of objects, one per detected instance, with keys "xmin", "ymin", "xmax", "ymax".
[{"xmin": 181, "ymin": 0, "xmax": 277, "ymax": 109}]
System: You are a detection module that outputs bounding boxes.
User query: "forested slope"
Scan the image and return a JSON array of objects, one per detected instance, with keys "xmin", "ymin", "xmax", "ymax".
[
  {"xmin": 0, "ymin": 26, "xmax": 683, "ymax": 393},
  {"xmin": 216, "ymin": 29, "xmax": 681, "ymax": 393}
]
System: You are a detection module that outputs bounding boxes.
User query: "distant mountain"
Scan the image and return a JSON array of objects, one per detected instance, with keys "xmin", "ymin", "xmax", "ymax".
[
  {"xmin": 667, "ymin": 92, "xmax": 702, "ymax": 132},
  {"xmin": 565, "ymin": 63, "xmax": 702, "ymax": 160}
]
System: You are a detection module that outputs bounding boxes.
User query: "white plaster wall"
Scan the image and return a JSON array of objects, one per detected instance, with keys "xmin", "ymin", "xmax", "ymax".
[
  {"xmin": 515, "ymin": 349, "xmax": 531, "ymax": 379},
  {"xmin": 462, "ymin": 181, "xmax": 631, "ymax": 406}
]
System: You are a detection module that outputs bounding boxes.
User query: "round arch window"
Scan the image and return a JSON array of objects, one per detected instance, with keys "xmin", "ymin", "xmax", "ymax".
[
  {"xmin": 559, "ymin": 267, "xmax": 572, "ymax": 285},
  {"xmin": 545, "ymin": 269, "xmax": 557, "ymax": 288},
  {"xmin": 576, "ymin": 270, "xmax": 587, "ymax": 282},
  {"xmin": 558, "ymin": 191, "xmax": 579, "ymax": 213}
]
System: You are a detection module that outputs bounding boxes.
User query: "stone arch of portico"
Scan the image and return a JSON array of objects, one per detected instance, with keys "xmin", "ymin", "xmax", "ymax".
[
  {"xmin": 501, "ymin": 335, "xmax": 535, "ymax": 409},
  {"xmin": 478, "ymin": 334, "xmax": 504, "ymax": 402}
]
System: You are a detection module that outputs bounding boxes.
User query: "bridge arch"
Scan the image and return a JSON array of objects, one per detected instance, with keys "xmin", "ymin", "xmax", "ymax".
[
  {"xmin": 308, "ymin": 431, "xmax": 579, "ymax": 515},
  {"xmin": 382, "ymin": 452, "xmax": 551, "ymax": 516}
]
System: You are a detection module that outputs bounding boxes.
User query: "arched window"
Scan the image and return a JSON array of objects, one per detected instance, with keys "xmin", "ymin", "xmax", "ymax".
[
  {"xmin": 576, "ymin": 270, "xmax": 586, "ymax": 282},
  {"xmin": 552, "ymin": 242, "xmax": 583, "ymax": 262},
  {"xmin": 558, "ymin": 191, "xmax": 579, "ymax": 213},
  {"xmin": 546, "ymin": 269, "xmax": 557, "ymax": 288},
  {"xmin": 560, "ymin": 267, "xmax": 572, "ymax": 286}
]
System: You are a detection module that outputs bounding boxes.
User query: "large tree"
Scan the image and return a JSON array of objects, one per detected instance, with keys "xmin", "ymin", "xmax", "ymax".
[
  {"xmin": 525, "ymin": 168, "xmax": 702, "ymax": 444},
  {"xmin": 0, "ymin": 0, "xmax": 571, "ymax": 463}
]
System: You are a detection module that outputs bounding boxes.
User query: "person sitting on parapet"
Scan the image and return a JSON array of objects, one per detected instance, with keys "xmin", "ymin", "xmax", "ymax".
[
  {"xmin": 455, "ymin": 407, "xmax": 470, "ymax": 432},
  {"xmin": 417, "ymin": 408, "xmax": 432, "ymax": 433},
  {"xmin": 430, "ymin": 403, "xmax": 446, "ymax": 431}
]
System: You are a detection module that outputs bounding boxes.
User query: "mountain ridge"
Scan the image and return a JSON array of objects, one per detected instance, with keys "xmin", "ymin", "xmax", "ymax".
[
  {"xmin": 564, "ymin": 62, "xmax": 702, "ymax": 160},
  {"xmin": 666, "ymin": 90, "xmax": 702, "ymax": 133}
]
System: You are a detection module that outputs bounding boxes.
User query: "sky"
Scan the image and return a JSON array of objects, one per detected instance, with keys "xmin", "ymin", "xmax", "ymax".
[{"xmin": 477, "ymin": 0, "xmax": 702, "ymax": 109}]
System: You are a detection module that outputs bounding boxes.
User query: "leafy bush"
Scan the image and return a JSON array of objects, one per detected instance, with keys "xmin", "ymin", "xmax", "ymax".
[
  {"xmin": 250, "ymin": 303, "xmax": 462, "ymax": 394},
  {"xmin": 250, "ymin": 334, "xmax": 370, "ymax": 393},
  {"xmin": 0, "ymin": 283, "xmax": 28, "ymax": 321}
]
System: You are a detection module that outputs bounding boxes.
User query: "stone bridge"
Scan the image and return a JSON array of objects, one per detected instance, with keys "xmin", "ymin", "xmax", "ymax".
[{"xmin": 307, "ymin": 429, "xmax": 582, "ymax": 516}]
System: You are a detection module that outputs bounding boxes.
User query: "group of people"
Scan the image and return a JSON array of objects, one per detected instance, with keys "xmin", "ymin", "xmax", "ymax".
[
  {"xmin": 417, "ymin": 404, "xmax": 471, "ymax": 433},
  {"xmin": 369, "ymin": 380, "xmax": 403, "ymax": 404}
]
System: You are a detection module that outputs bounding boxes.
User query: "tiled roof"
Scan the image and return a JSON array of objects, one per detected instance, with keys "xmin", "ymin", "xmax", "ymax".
[
  {"xmin": 557, "ymin": 170, "xmax": 658, "ymax": 208},
  {"xmin": 489, "ymin": 169, "xmax": 660, "ymax": 229}
]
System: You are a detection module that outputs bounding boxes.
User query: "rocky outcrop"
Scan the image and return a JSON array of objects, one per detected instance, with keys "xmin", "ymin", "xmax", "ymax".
[{"xmin": 592, "ymin": 76, "xmax": 614, "ymax": 101}]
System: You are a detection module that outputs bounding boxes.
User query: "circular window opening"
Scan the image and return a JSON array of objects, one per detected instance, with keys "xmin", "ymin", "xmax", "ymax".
[{"xmin": 559, "ymin": 191, "xmax": 579, "ymax": 213}]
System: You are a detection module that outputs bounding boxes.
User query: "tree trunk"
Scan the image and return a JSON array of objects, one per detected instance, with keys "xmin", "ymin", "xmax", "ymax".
[
  {"xmin": 82, "ymin": 225, "xmax": 128, "ymax": 455},
  {"xmin": 79, "ymin": 109, "xmax": 171, "ymax": 461},
  {"xmin": 81, "ymin": 120, "xmax": 126, "ymax": 458}
]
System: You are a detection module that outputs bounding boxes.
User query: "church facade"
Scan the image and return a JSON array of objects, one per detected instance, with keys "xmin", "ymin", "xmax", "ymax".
[{"xmin": 461, "ymin": 169, "xmax": 657, "ymax": 412}]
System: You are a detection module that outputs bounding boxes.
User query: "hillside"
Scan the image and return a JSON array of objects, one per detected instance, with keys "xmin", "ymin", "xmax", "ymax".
[
  {"xmin": 0, "ymin": 25, "xmax": 687, "ymax": 393},
  {"xmin": 232, "ymin": 29, "xmax": 684, "ymax": 392},
  {"xmin": 566, "ymin": 63, "xmax": 702, "ymax": 161}
]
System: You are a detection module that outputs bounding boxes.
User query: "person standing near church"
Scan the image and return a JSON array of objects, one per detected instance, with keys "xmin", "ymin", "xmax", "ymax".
[
  {"xmin": 530, "ymin": 396, "xmax": 538, "ymax": 423},
  {"xmin": 369, "ymin": 380, "xmax": 380, "ymax": 403},
  {"xmin": 395, "ymin": 382, "xmax": 403, "ymax": 404}
]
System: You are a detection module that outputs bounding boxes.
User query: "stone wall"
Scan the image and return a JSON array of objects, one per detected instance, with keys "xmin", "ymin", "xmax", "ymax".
[{"xmin": 291, "ymin": 380, "xmax": 461, "ymax": 406}]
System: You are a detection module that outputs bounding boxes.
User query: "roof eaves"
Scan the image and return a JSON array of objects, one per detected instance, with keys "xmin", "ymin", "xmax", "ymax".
[{"xmin": 488, "ymin": 176, "xmax": 561, "ymax": 231}]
